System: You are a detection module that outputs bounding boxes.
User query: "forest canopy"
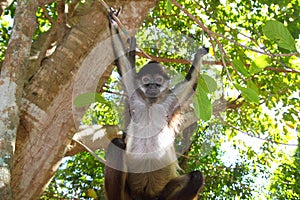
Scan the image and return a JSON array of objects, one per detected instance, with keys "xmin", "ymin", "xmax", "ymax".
[{"xmin": 0, "ymin": 0, "xmax": 299, "ymax": 199}]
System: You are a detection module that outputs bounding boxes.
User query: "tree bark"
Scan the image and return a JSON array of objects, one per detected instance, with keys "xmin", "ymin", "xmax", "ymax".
[
  {"xmin": 0, "ymin": 1, "xmax": 38, "ymax": 199},
  {"xmin": 6, "ymin": 1, "xmax": 158, "ymax": 199},
  {"xmin": 0, "ymin": 0, "xmax": 13, "ymax": 15}
]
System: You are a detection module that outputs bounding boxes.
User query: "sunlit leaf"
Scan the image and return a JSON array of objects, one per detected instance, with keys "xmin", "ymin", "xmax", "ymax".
[
  {"xmin": 249, "ymin": 55, "xmax": 271, "ymax": 74},
  {"xmin": 262, "ymin": 20, "xmax": 296, "ymax": 51},
  {"xmin": 289, "ymin": 56, "xmax": 300, "ymax": 70},
  {"xmin": 198, "ymin": 74, "xmax": 218, "ymax": 93},
  {"xmin": 247, "ymin": 80, "xmax": 259, "ymax": 93},
  {"xmin": 283, "ymin": 112, "xmax": 294, "ymax": 122},
  {"xmin": 166, "ymin": 0, "xmax": 172, "ymax": 14},
  {"xmin": 234, "ymin": 84, "xmax": 260, "ymax": 104},
  {"xmin": 73, "ymin": 92, "xmax": 105, "ymax": 107},
  {"xmin": 193, "ymin": 87, "xmax": 212, "ymax": 121},
  {"xmin": 232, "ymin": 59, "xmax": 250, "ymax": 77}
]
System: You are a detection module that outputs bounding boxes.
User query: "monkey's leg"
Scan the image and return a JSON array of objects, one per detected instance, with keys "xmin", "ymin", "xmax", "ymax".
[
  {"xmin": 159, "ymin": 171, "xmax": 205, "ymax": 200},
  {"xmin": 105, "ymin": 138, "xmax": 130, "ymax": 200}
]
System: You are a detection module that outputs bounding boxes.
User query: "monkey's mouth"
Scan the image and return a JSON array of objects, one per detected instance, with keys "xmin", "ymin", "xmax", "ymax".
[{"xmin": 145, "ymin": 88, "xmax": 160, "ymax": 97}]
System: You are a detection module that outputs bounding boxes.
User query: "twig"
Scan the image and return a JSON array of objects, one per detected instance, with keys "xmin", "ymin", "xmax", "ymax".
[
  {"xmin": 170, "ymin": 0, "xmax": 234, "ymax": 82},
  {"xmin": 220, "ymin": 118, "xmax": 299, "ymax": 147},
  {"xmin": 41, "ymin": 4, "xmax": 55, "ymax": 25},
  {"xmin": 68, "ymin": 0, "xmax": 80, "ymax": 17},
  {"xmin": 136, "ymin": 47, "xmax": 152, "ymax": 60},
  {"xmin": 136, "ymin": 51, "xmax": 191, "ymax": 64},
  {"xmin": 101, "ymin": 88, "xmax": 123, "ymax": 96},
  {"xmin": 265, "ymin": 67, "xmax": 300, "ymax": 74},
  {"xmin": 73, "ymin": 139, "xmax": 106, "ymax": 163},
  {"xmin": 137, "ymin": 51, "xmax": 300, "ymax": 74},
  {"xmin": 137, "ymin": 51, "xmax": 225, "ymax": 66},
  {"xmin": 172, "ymin": 0, "xmax": 299, "ymax": 58}
]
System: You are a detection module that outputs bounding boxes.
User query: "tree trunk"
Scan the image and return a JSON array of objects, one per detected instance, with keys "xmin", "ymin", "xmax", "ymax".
[
  {"xmin": 3, "ymin": 1, "xmax": 159, "ymax": 199},
  {"xmin": 0, "ymin": 1, "xmax": 38, "ymax": 199}
]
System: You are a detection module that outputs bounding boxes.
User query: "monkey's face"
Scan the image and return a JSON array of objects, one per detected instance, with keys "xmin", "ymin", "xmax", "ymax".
[
  {"xmin": 137, "ymin": 62, "xmax": 170, "ymax": 99},
  {"xmin": 138, "ymin": 73, "xmax": 168, "ymax": 98}
]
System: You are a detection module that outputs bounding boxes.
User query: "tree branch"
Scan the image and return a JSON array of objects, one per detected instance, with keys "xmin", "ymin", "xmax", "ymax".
[
  {"xmin": 221, "ymin": 118, "xmax": 299, "ymax": 147},
  {"xmin": 137, "ymin": 51, "xmax": 300, "ymax": 74},
  {"xmin": 170, "ymin": 0, "xmax": 299, "ymax": 76},
  {"xmin": 66, "ymin": 125, "xmax": 121, "ymax": 156},
  {"xmin": 0, "ymin": 1, "xmax": 39, "ymax": 198}
]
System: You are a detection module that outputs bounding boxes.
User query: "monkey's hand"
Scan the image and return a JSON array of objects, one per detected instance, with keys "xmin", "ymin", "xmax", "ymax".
[
  {"xmin": 193, "ymin": 47, "xmax": 209, "ymax": 67},
  {"xmin": 108, "ymin": 7, "xmax": 121, "ymax": 23}
]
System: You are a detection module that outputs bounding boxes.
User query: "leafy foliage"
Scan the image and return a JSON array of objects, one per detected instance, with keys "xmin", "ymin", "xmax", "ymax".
[
  {"xmin": 0, "ymin": 1, "xmax": 15, "ymax": 63},
  {"xmin": 262, "ymin": 20, "xmax": 296, "ymax": 51},
  {"xmin": 42, "ymin": 153, "xmax": 106, "ymax": 200},
  {"xmin": 268, "ymin": 137, "xmax": 300, "ymax": 199},
  {"xmin": 2, "ymin": 0, "xmax": 299, "ymax": 199}
]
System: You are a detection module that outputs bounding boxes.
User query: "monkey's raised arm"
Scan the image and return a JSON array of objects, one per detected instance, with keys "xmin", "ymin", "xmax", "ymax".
[
  {"xmin": 173, "ymin": 47, "xmax": 208, "ymax": 107},
  {"xmin": 110, "ymin": 16, "xmax": 136, "ymax": 96}
]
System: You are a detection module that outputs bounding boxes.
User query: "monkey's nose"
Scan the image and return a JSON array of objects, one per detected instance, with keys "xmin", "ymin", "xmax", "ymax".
[{"xmin": 148, "ymin": 83, "xmax": 157, "ymax": 89}]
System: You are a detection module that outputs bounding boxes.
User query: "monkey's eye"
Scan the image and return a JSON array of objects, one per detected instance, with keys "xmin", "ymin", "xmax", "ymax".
[
  {"xmin": 155, "ymin": 75, "xmax": 164, "ymax": 85},
  {"xmin": 142, "ymin": 76, "xmax": 151, "ymax": 84}
]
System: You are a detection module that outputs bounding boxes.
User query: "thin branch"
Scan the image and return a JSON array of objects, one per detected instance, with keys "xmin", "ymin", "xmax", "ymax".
[
  {"xmin": 41, "ymin": 4, "xmax": 56, "ymax": 25},
  {"xmin": 136, "ymin": 47, "xmax": 153, "ymax": 60},
  {"xmin": 98, "ymin": 0, "xmax": 111, "ymax": 13},
  {"xmin": 38, "ymin": 0, "xmax": 56, "ymax": 5},
  {"xmin": 221, "ymin": 118, "xmax": 299, "ymax": 147},
  {"xmin": 73, "ymin": 139, "xmax": 106, "ymax": 163},
  {"xmin": 170, "ymin": 0, "xmax": 234, "ymax": 81},
  {"xmin": 137, "ymin": 51, "xmax": 300, "ymax": 74},
  {"xmin": 137, "ymin": 50, "xmax": 226, "ymax": 67},
  {"xmin": 172, "ymin": 0, "xmax": 299, "ymax": 59},
  {"xmin": 265, "ymin": 66, "xmax": 300, "ymax": 74},
  {"xmin": 136, "ymin": 51, "xmax": 191, "ymax": 64},
  {"xmin": 67, "ymin": 0, "xmax": 80, "ymax": 17},
  {"xmin": 194, "ymin": 0, "xmax": 262, "ymax": 48},
  {"xmin": 100, "ymin": 88, "xmax": 123, "ymax": 96}
]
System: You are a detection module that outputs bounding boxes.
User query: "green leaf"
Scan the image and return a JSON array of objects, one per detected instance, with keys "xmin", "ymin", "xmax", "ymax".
[
  {"xmin": 262, "ymin": 20, "xmax": 296, "ymax": 51},
  {"xmin": 234, "ymin": 84, "xmax": 260, "ymax": 104},
  {"xmin": 193, "ymin": 88, "xmax": 212, "ymax": 121},
  {"xmin": 198, "ymin": 74, "xmax": 218, "ymax": 93},
  {"xmin": 232, "ymin": 59, "xmax": 250, "ymax": 77},
  {"xmin": 288, "ymin": 56, "xmax": 300, "ymax": 70},
  {"xmin": 283, "ymin": 112, "xmax": 294, "ymax": 122},
  {"xmin": 166, "ymin": 0, "xmax": 172, "ymax": 14},
  {"xmin": 73, "ymin": 92, "xmax": 104, "ymax": 107},
  {"xmin": 247, "ymin": 80, "xmax": 259, "ymax": 93},
  {"xmin": 249, "ymin": 55, "xmax": 271, "ymax": 74},
  {"xmin": 244, "ymin": 88, "xmax": 260, "ymax": 104}
]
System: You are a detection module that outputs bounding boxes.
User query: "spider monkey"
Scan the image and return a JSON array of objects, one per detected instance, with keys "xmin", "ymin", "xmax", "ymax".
[{"xmin": 105, "ymin": 14, "xmax": 208, "ymax": 200}]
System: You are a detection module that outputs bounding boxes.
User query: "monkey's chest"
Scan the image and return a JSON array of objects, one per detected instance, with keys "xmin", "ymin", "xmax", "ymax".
[
  {"xmin": 127, "ymin": 103, "xmax": 175, "ymax": 152},
  {"xmin": 126, "ymin": 103, "xmax": 177, "ymax": 172},
  {"xmin": 129, "ymin": 103, "xmax": 171, "ymax": 138}
]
